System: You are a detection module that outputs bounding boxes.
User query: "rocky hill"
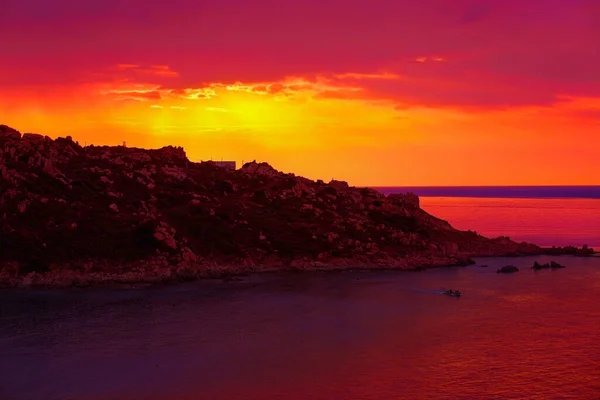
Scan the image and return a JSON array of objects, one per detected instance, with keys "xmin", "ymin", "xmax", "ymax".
[{"xmin": 0, "ymin": 124, "xmax": 585, "ymax": 287}]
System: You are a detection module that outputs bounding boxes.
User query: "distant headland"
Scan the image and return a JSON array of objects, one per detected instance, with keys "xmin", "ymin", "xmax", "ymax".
[
  {"xmin": 0, "ymin": 125, "xmax": 594, "ymax": 288},
  {"xmin": 376, "ymin": 186, "xmax": 600, "ymax": 199}
]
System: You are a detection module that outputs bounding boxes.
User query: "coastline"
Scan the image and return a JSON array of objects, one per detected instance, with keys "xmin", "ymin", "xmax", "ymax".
[
  {"xmin": 0, "ymin": 255, "xmax": 473, "ymax": 289},
  {"xmin": 1, "ymin": 125, "xmax": 596, "ymax": 290},
  {"xmin": 2, "ymin": 249, "xmax": 596, "ymax": 289}
]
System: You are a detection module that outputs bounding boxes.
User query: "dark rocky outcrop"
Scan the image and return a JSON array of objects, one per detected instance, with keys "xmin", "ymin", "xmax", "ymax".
[
  {"xmin": 497, "ymin": 265, "xmax": 519, "ymax": 274},
  {"xmin": 0, "ymin": 124, "xmax": 565, "ymax": 287},
  {"xmin": 532, "ymin": 261, "xmax": 566, "ymax": 270},
  {"xmin": 542, "ymin": 245, "xmax": 594, "ymax": 257}
]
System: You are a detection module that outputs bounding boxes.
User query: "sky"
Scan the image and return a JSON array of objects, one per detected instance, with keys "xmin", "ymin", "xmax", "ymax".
[{"xmin": 1, "ymin": 0, "xmax": 599, "ymax": 186}]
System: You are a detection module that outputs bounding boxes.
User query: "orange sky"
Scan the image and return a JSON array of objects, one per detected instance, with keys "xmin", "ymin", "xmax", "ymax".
[{"xmin": 1, "ymin": 0, "xmax": 599, "ymax": 186}]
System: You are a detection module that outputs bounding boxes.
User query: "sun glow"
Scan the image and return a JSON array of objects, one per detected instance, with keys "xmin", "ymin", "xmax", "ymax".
[{"xmin": 2, "ymin": 62, "xmax": 599, "ymax": 186}]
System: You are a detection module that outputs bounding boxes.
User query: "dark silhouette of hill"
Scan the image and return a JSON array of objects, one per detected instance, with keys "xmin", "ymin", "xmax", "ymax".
[{"xmin": 0, "ymin": 125, "xmax": 592, "ymax": 287}]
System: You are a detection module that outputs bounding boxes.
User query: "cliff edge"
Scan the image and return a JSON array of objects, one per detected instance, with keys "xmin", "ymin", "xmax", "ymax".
[{"xmin": 0, "ymin": 125, "xmax": 580, "ymax": 287}]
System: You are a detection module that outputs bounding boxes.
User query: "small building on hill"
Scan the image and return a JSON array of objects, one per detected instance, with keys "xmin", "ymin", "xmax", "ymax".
[{"xmin": 210, "ymin": 161, "xmax": 236, "ymax": 170}]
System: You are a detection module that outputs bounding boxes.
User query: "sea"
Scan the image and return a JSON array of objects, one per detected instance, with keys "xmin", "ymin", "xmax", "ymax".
[
  {"xmin": 378, "ymin": 186, "xmax": 600, "ymax": 249},
  {"xmin": 1, "ymin": 186, "xmax": 599, "ymax": 400}
]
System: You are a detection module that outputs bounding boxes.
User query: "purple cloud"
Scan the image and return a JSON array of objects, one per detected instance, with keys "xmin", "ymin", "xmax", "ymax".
[{"xmin": 0, "ymin": 0, "xmax": 598, "ymax": 108}]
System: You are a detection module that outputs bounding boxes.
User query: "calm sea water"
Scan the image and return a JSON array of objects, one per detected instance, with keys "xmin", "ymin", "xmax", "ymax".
[
  {"xmin": 420, "ymin": 197, "xmax": 600, "ymax": 249},
  {"xmin": 1, "ymin": 256, "xmax": 600, "ymax": 400},
  {"xmin": 377, "ymin": 185, "xmax": 600, "ymax": 199},
  {"xmin": 1, "ymin": 192, "xmax": 600, "ymax": 400},
  {"xmin": 377, "ymin": 186, "xmax": 600, "ymax": 249}
]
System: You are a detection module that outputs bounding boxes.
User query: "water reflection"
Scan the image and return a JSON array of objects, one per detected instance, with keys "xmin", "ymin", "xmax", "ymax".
[
  {"xmin": 1, "ymin": 257, "xmax": 600, "ymax": 400},
  {"xmin": 421, "ymin": 197, "xmax": 600, "ymax": 248}
]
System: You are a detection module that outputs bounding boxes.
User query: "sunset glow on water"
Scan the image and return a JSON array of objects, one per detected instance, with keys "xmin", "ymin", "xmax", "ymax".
[
  {"xmin": 2, "ymin": 257, "xmax": 600, "ymax": 400},
  {"xmin": 420, "ymin": 197, "xmax": 600, "ymax": 248}
]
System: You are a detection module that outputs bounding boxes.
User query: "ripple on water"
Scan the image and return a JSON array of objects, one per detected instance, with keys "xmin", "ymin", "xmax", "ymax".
[{"xmin": 1, "ymin": 256, "xmax": 600, "ymax": 400}]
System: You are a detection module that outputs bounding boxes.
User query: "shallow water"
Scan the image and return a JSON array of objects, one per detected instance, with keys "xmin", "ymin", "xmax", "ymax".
[{"xmin": 1, "ymin": 255, "xmax": 600, "ymax": 400}]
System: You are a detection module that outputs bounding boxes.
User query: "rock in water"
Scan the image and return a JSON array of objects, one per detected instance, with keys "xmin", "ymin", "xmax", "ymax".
[
  {"xmin": 532, "ymin": 261, "xmax": 566, "ymax": 270},
  {"xmin": 497, "ymin": 265, "xmax": 520, "ymax": 274}
]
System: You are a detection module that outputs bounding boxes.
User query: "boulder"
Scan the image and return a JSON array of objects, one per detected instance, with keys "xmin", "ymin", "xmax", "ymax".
[
  {"xmin": 0, "ymin": 125, "xmax": 21, "ymax": 140},
  {"xmin": 153, "ymin": 223, "xmax": 177, "ymax": 250},
  {"xmin": 22, "ymin": 133, "xmax": 44, "ymax": 141},
  {"xmin": 240, "ymin": 161, "xmax": 281, "ymax": 177},
  {"xmin": 497, "ymin": 265, "xmax": 519, "ymax": 274},
  {"xmin": 329, "ymin": 180, "xmax": 349, "ymax": 190},
  {"xmin": 532, "ymin": 261, "xmax": 566, "ymax": 270},
  {"xmin": 160, "ymin": 166, "xmax": 187, "ymax": 181}
]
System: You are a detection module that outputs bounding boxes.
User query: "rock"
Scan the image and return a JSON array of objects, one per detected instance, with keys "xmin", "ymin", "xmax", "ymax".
[
  {"xmin": 327, "ymin": 232, "xmax": 339, "ymax": 243},
  {"xmin": 387, "ymin": 192, "xmax": 420, "ymax": 208},
  {"xmin": 0, "ymin": 125, "xmax": 21, "ymax": 139},
  {"xmin": 22, "ymin": 133, "xmax": 45, "ymax": 141},
  {"xmin": 22, "ymin": 272, "xmax": 38, "ymax": 287},
  {"xmin": 532, "ymin": 261, "xmax": 566, "ymax": 270},
  {"xmin": 160, "ymin": 166, "xmax": 187, "ymax": 181},
  {"xmin": 497, "ymin": 265, "xmax": 519, "ymax": 274},
  {"xmin": 240, "ymin": 161, "xmax": 281, "ymax": 177},
  {"xmin": 153, "ymin": 223, "xmax": 177, "ymax": 250},
  {"xmin": 329, "ymin": 180, "xmax": 349, "ymax": 190},
  {"xmin": 543, "ymin": 245, "xmax": 595, "ymax": 256},
  {"xmin": 150, "ymin": 146, "xmax": 187, "ymax": 164},
  {"xmin": 441, "ymin": 242, "xmax": 459, "ymax": 256},
  {"xmin": 181, "ymin": 247, "xmax": 199, "ymax": 263},
  {"xmin": 17, "ymin": 200, "xmax": 30, "ymax": 213}
]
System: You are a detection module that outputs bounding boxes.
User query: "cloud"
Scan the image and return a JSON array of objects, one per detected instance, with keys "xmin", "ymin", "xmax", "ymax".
[
  {"xmin": 159, "ymin": 85, "xmax": 217, "ymax": 100},
  {"xmin": 5, "ymin": 0, "xmax": 599, "ymax": 111},
  {"xmin": 312, "ymin": 89, "xmax": 364, "ymax": 100},
  {"xmin": 551, "ymin": 95, "xmax": 600, "ymax": 121},
  {"xmin": 118, "ymin": 64, "xmax": 179, "ymax": 78},
  {"xmin": 147, "ymin": 65, "xmax": 179, "ymax": 77},
  {"xmin": 90, "ymin": 59, "xmax": 600, "ymax": 112},
  {"xmin": 164, "ymin": 87, "xmax": 217, "ymax": 100},
  {"xmin": 116, "ymin": 64, "xmax": 140, "ymax": 70},
  {"xmin": 570, "ymin": 109, "xmax": 600, "ymax": 120},
  {"xmin": 412, "ymin": 57, "xmax": 445, "ymax": 63},
  {"xmin": 104, "ymin": 89, "xmax": 162, "ymax": 101},
  {"xmin": 206, "ymin": 107, "xmax": 228, "ymax": 112},
  {"xmin": 333, "ymin": 72, "xmax": 401, "ymax": 80}
]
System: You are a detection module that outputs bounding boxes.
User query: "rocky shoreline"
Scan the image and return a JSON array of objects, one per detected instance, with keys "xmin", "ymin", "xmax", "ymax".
[
  {"xmin": 0, "ymin": 256, "xmax": 475, "ymax": 289},
  {"xmin": 2, "ymin": 249, "xmax": 594, "ymax": 289},
  {"xmin": 0, "ymin": 124, "xmax": 595, "ymax": 289}
]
